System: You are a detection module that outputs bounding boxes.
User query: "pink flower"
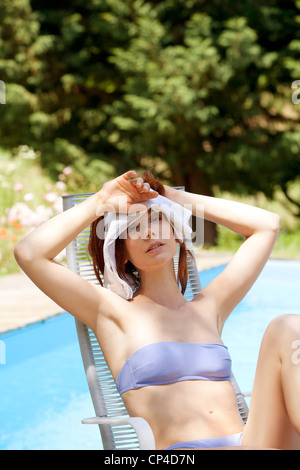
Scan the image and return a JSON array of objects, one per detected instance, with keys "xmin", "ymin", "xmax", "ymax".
[
  {"xmin": 53, "ymin": 197, "xmax": 63, "ymax": 214},
  {"xmin": 7, "ymin": 203, "xmax": 36, "ymax": 227},
  {"xmin": 63, "ymin": 166, "xmax": 72, "ymax": 175},
  {"xmin": 55, "ymin": 181, "xmax": 66, "ymax": 191},
  {"xmin": 44, "ymin": 192, "xmax": 58, "ymax": 203},
  {"xmin": 35, "ymin": 205, "xmax": 53, "ymax": 224},
  {"xmin": 23, "ymin": 193, "xmax": 34, "ymax": 202},
  {"xmin": 14, "ymin": 183, "xmax": 24, "ymax": 191}
]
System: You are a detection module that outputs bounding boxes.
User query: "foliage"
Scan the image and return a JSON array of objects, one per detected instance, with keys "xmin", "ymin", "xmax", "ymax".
[
  {"xmin": 0, "ymin": 0, "xmax": 40, "ymax": 145},
  {"xmin": 1, "ymin": 0, "xmax": 300, "ymax": 245},
  {"xmin": 106, "ymin": 1, "xmax": 300, "ymax": 204}
]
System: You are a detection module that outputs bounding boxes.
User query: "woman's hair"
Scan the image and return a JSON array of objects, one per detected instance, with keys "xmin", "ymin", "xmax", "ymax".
[{"xmin": 88, "ymin": 170, "xmax": 190, "ymax": 295}]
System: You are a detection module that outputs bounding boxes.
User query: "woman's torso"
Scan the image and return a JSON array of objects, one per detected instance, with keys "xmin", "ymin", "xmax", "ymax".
[{"xmin": 95, "ymin": 295, "xmax": 244, "ymax": 449}]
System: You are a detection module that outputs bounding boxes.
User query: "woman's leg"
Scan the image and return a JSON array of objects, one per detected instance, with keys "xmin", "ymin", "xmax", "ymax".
[{"xmin": 242, "ymin": 314, "xmax": 300, "ymax": 450}]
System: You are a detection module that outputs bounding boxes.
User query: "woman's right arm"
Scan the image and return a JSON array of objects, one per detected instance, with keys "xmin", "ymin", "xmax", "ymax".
[
  {"xmin": 14, "ymin": 191, "xmax": 113, "ymax": 331},
  {"xmin": 14, "ymin": 171, "xmax": 156, "ymax": 331}
]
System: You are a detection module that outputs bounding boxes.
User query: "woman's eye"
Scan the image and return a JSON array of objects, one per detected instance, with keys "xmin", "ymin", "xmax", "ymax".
[{"xmin": 128, "ymin": 223, "xmax": 140, "ymax": 233}]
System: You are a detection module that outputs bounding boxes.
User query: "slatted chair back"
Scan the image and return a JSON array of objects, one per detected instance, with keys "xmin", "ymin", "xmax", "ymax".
[{"xmin": 62, "ymin": 190, "xmax": 248, "ymax": 450}]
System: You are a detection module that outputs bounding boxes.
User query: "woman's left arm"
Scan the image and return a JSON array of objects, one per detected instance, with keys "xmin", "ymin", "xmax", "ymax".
[{"xmin": 164, "ymin": 186, "xmax": 280, "ymax": 330}]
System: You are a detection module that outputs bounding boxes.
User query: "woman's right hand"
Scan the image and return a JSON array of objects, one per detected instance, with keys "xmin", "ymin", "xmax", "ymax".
[{"xmin": 97, "ymin": 170, "xmax": 158, "ymax": 215}]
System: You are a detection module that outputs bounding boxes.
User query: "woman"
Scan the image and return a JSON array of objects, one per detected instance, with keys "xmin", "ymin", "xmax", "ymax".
[{"xmin": 14, "ymin": 170, "xmax": 300, "ymax": 450}]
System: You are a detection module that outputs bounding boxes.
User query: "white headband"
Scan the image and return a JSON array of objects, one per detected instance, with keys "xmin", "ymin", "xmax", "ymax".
[{"xmin": 100, "ymin": 194, "xmax": 192, "ymax": 299}]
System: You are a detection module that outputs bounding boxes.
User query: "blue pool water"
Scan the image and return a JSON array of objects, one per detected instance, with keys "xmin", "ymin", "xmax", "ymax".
[
  {"xmin": 0, "ymin": 314, "xmax": 101, "ymax": 450},
  {"xmin": 0, "ymin": 259, "xmax": 299, "ymax": 450},
  {"xmin": 202, "ymin": 260, "xmax": 300, "ymax": 396}
]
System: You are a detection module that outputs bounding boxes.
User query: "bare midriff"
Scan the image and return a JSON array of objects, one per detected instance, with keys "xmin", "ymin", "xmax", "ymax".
[{"xmin": 121, "ymin": 379, "xmax": 245, "ymax": 450}]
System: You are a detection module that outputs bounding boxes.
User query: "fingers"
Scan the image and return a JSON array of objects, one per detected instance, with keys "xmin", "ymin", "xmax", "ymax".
[
  {"xmin": 130, "ymin": 177, "xmax": 145, "ymax": 189},
  {"xmin": 121, "ymin": 170, "xmax": 159, "ymax": 200},
  {"xmin": 136, "ymin": 178, "xmax": 150, "ymax": 192},
  {"xmin": 121, "ymin": 170, "xmax": 138, "ymax": 180},
  {"xmin": 119, "ymin": 172, "xmax": 149, "ymax": 191},
  {"xmin": 133, "ymin": 180, "xmax": 159, "ymax": 198},
  {"xmin": 130, "ymin": 177, "xmax": 151, "ymax": 193}
]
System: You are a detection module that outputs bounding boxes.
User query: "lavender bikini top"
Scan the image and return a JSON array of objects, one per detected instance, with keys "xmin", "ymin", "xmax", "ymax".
[{"xmin": 116, "ymin": 342, "xmax": 232, "ymax": 395}]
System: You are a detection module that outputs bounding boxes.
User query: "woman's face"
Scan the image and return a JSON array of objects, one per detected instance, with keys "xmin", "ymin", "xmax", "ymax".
[{"xmin": 123, "ymin": 209, "xmax": 177, "ymax": 272}]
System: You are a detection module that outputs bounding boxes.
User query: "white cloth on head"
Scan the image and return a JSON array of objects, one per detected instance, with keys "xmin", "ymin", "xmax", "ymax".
[{"xmin": 99, "ymin": 193, "xmax": 192, "ymax": 299}]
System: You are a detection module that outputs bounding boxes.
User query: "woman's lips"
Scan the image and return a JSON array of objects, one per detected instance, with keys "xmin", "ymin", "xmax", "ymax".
[{"xmin": 146, "ymin": 242, "xmax": 164, "ymax": 253}]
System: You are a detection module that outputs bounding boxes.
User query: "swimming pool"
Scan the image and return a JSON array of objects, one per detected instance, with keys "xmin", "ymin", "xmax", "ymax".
[
  {"xmin": 0, "ymin": 259, "xmax": 299, "ymax": 450},
  {"xmin": 0, "ymin": 313, "xmax": 101, "ymax": 450}
]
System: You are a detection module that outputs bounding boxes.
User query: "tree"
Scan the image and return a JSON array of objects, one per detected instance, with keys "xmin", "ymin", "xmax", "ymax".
[
  {"xmin": 0, "ymin": 0, "xmax": 41, "ymax": 146},
  {"xmin": 1, "ymin": 0, "xmax": 128, "ymax": 189},
  {"xmin": 1, "ymin": 0, "xmax": 300, "ymax": 241},
  {"xmin": 105, "ymin": 0, "xmax": 300, "ymax": 241},
  {"xmin": 25, "ymin": 0, "xmax": 128, "ymax": 188}
]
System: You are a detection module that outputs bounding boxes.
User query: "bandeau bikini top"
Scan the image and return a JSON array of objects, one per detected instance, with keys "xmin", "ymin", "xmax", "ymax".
[{"xmin": 116, "ymin": 342, "xmax": 232, "ymax": 395}]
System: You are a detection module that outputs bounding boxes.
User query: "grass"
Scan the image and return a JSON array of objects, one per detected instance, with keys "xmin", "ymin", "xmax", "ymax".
[
  {"xmin": 1, "ymin": 146, "xmax": 299, "ymax": 276},
  {"xmin": 212, "ymin": 187, "xmax": 300, "ymax": 260},
  {"xmin": 214, "ymin": 223, "xmax": 300, "ymax": 260}
]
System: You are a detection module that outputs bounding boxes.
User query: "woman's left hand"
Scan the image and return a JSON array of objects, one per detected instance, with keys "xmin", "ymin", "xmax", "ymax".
[{"xmin": 98, "ymin": 171, "xmax": 159, "ymax": 215}]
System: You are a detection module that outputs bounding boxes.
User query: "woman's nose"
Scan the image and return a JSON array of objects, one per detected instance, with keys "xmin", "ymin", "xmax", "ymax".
[{"xmin": 143, "ymin": 222, "xmax": 158, "ymax": 239}]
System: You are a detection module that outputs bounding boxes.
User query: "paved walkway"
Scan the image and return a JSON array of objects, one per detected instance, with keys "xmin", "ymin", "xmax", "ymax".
[
  {"xmin": 0, "ymin": 272, "xmax": 64, "ymax": 334},
  {"xmin": 0, "ymin": 249, "xmax": 233, "ymax": 334}
]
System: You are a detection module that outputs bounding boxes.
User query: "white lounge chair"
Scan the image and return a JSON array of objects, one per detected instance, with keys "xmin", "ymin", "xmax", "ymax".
[{"xmin": 62, "ymin": 190, "xmax": 249, "ymax": 450}]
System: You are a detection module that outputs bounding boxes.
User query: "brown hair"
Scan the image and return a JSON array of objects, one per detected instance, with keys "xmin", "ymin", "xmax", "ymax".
[{"xmin": 88, "ymin": 171, "xmax": 190, "ymax": 295}]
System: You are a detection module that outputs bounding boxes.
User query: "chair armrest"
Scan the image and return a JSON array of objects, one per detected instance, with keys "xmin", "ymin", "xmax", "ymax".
[{"xmin": 82, "ymin": 416, "xmax": 156, "ymax": 450}]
